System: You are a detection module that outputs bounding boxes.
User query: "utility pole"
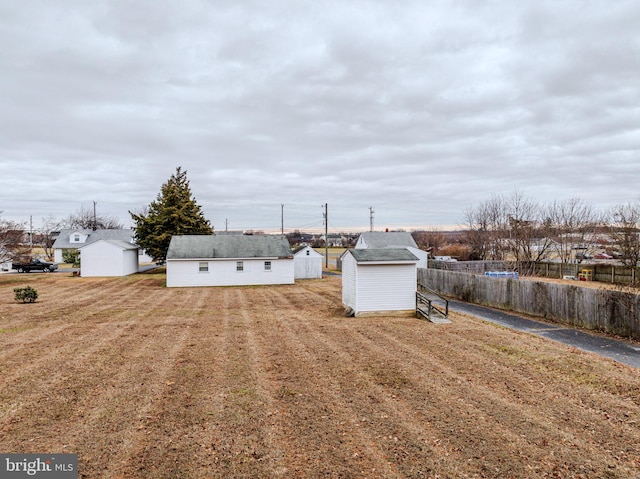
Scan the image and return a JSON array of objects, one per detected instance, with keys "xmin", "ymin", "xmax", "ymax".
[
  {"xmin": 281, "ymin": 204, "xmax": 284, "ymax": 236},
  {"xmin": 323, "ymin": 203, "xmax": 328, "ymax": 268},
  {"xmin": 29, "ymin": 216, "xmax": 33, "ymax": 249},
  {"xmin": 225, "ymin": 219, "xmax": 228, "ymax": 232},
  {"xmin": 369, "ymin": 206, "xmax": 375, "ymax": 232},
  {"xmin": 93, "ymin": 201, "xmax": 97, "ymax": 231}
]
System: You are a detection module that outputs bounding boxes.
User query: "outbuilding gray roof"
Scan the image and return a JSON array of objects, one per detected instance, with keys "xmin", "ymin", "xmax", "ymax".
[
  {"xmin": 167, "ymin": 235, "xmax": 293, "ymax": 260},
  {"xmin": 79, "ymin": 239, "xmax": 138, "ymax": 251},
  {"xmin": 348, "ymin": 248, "xmax": 419, "ymax": 263},
  {"xmin": 357, "ymin": 232, "xmax": 418, "ymax": 249}
]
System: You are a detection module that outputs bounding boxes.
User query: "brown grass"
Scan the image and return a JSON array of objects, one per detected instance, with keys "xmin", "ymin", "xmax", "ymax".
[{"xmin": 1, "ymin": 270, "xmax": 639, "ymax": 478}]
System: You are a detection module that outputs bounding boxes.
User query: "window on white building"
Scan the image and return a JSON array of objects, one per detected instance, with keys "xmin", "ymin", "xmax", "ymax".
[
  {"xmin": 264, "ymin": 261, "xmax": 271, "ymax": 271},
  {"xmin": 236, "ymin": 261, "xmax": 244, "ymax": 272},
  {"xmin": 199, "ymin": 262, "xmax": 209, "ymax": 272}
]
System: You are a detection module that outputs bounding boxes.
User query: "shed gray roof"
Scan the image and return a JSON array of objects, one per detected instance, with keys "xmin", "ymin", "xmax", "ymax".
[
  {"xmin": 167, "ymin": 235, "xmax": 293, "ymax": 260},
  {"xmin": 79, "ymin": 239, "xmax": 138, "ymax": 250},
  {"xmin": 357, "ymin": 232, "xmax": 418, "ymax": 249},
  {"xmin": 348, "ymin": 248, "xmax": 419, "ymax": 263},
  {"xmin": 52, "ymin": 229, "xmax": 137, "ymax": 249}
]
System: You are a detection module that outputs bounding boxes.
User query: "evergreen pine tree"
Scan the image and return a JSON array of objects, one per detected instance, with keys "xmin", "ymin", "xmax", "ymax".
[{"xmin": 130, "ymin": 167, "xmax": 213, "ymax": 261}]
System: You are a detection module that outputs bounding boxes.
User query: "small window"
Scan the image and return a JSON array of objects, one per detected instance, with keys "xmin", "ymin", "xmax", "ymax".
[
  {"xmin": 306, "ymin": 250, "xmax": 310, "ymax": 256},
  {"xmin": 199, "ymin": 262, "xmax": 209, "ymax": 272},
  {"xmin": 236, "ymin": 261, "xmax": 244, "ymax": 272},
  {"xmin": 73, "ymin": 234, "xmax": 80, "ymax": 242},
  {"xmin": 264, "ymin": 261, "xmax": 271, "ymax": 271}
]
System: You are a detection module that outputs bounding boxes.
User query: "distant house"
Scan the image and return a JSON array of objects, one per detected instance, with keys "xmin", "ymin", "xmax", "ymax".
[
  {"xmin": 166, "ymin": 235, "xmax": 294, "ymax": 287},
  {"xmin": 52, "ymin": 229, "xmax": 153, "ymax": 264},
  {"xmin": 341, "ymin": 248, "xmax": 419, "ymax": 317},
  {"xmin": 355, "ymin": 231, "xmax": 428, "ymax": 268},
  {"xmin": 79, "ymin": 239, "xmax": 139, "ymax": 277},
  {"xmin": 293, "ymin": 245, "xmax": 323, "ymax": 279}
]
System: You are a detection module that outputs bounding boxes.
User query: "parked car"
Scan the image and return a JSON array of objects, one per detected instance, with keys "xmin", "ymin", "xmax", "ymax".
[
  {"xmin": 594, "ymin": 253, "xmax": 613, "ymax": 259},
  {"xmin": 12, "ymin": 258, "xmax": 58, "ymax": 273}
]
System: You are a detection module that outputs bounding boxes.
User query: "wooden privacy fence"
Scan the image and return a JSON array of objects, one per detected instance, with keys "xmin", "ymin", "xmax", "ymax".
[
  {"xmin": 532, "ymin": 262, "xmax": 639, "ymax": 284},
  {"xmin": 418, "ymin": 268, "xmax": 640, "ymax": 339},
  {"xmin": 429, "ymin": 260, "xmax": 640, "ymax": 285}
]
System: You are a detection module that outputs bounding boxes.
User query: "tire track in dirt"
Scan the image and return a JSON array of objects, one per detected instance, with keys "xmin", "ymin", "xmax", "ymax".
[
  {"xmin": 318, "ymin": 308, "xmax": 640, "ymax": 477},
  {"xmin": 0, "ymin": 285, "xmax": 171, "ymax": 426},
  {"xmin": 101, "ymin": 286, "xmax": 221, "ymax": 478},
  {"xmin": 0, "ymin": 276, "xmax": 156, "ymax": 361},
  {"xmin": 259, "ymin": 287, "xmax": 640, "ymax": 478},
  {"xmin": 2, "ymin": 274, "xmax": 639, "ymax": 477},
  {"xmin": 331, "ymin": 319, "xmax": 582, "ymax": 477},
  {"xmin": 251, "ymin": 287, "xmax": 436, "ymax": 478},
  {"xmin": 111, "ymin": 287, "xmax": 282, "ymax": 478},
  {"xmin": 364, "ymin": 315, "xmax": 640, "ymax": 464},
  {"xmin": 0, "ymin": 282, "xmax": 187, "ymax": 464}
]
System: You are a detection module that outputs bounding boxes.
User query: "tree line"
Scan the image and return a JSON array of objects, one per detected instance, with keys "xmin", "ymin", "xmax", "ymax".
[{"xmin": 458, "ymin": 191, "xmax": 640, "ymax": 267}]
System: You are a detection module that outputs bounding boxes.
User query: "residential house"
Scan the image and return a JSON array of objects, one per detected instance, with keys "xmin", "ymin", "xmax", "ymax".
[
  {"xmin": 52, "ymin": 229, "xmax": 153, "ymax": 264},
  {"xmin": 166, "ymin": 234, "xmax": 294, "ymax": 287}
]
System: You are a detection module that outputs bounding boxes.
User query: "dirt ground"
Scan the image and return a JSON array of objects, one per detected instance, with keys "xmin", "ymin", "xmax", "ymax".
[{"xmin": 1, "ymin": 270, "xmax": 639, "ymax": 478}]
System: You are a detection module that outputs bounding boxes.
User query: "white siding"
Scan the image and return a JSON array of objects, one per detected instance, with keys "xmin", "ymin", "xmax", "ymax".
[
  {"xmin": 355, "ymin": 236, "xmax": 368, "ymax": 248},
  {"xmin": 341, "ymin": 253, "xmax": 357, "ymax": 309},
  {"xmin": 166, "ymin": 258, "xmax": 294, "ymax": 287},
  {"xmin": 341, "ymin": 250, "xmax": 417, "ymax": 315},
  {"xmin": 407, "ymin": 247, "xmax": 428, "ymax": 269},
  {"xmin": 355, "ymin": 264, "xmax": 416, "ymax": 313},
  {"xmin": 294, "ymin": 247, "xmax": 323, "ymax": 279},
  {"xmin": 80, "ymin": 241, "xmax": 139, "ymax": 277}
]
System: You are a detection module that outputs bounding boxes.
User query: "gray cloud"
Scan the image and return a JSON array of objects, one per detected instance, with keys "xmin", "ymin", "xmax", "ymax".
[{"xmin": 1, "ymin": 0, "xmax": 639, "ymax": 231}]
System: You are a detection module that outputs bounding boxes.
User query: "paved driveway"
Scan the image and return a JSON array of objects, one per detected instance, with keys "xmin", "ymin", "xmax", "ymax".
[{"xmin": 449, "ymin": 300, "xmax": 640, "ymax": 369}]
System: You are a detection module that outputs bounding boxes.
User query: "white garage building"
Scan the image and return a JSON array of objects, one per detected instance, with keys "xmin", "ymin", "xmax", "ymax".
[{"xmin": 79, "ymin": 239, "xmax": 139, "ymax": 277}]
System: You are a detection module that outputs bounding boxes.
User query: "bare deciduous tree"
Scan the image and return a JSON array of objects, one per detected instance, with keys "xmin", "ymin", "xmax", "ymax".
[
  {"xmin": 0, "ymin": 213, "xmax": 27, "ymax": 264},
  {"xmin": 65, "ymin": 205, "xmax": 123, "ymax": 230},
  {"xmin": 463, "ymin": 195, "xmax": 509, "ymax": 261},
  {"xmin": 39, "ymin": 214, "xmax": 64, "ymax": 260},
  {"xmin": 609, "ymin": 202, "xmax": 640, "ymax": 266},
  {"xmin": 545, "ymin": 197, "xmax": 601, "ymax": 263}
]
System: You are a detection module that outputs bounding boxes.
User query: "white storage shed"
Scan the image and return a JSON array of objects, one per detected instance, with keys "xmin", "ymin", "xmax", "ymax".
[
  {"xmin": 293, "ymin": 245, "xmax": 323, "ymax": 279},
  {"xmin": 79, "ymin": 239, "xmax": 139, "ymax": 277},
  {"xmin": 166, "ymin": 235, "xmax": 294, "ymax": 288},
  {"xmin": 342, "ymin": 248, "xmax": 419, "ymax": 317}
]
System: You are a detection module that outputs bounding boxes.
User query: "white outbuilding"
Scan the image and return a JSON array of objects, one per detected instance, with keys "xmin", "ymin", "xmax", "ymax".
[
  {"xmin": 166, "ymin": 234, "xmax": 294, "ymax": 287},
  {"xmin": 79, "ymin": 239, "xmax": 140, "ymax": 277},
  {"xmin": 355, "ymin": 231, "xmax": 428, "ymax": 268},
  {"xmin": 341, "ymin": 248, "xmax": 419, "ymax": 317},
  {"xmin": 293, "ymin": 245, "xmax": 323, "ymax": 279}
]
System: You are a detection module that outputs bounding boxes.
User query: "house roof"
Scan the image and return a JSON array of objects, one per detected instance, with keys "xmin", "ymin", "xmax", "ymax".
[
  {"xmin": 79, "ymin": 239, "xmax": 138, "ymax": 251},
  {"xmin": 167, "ymin": 235, "xmax": 293, "ymax": 260},
  {"xmin": 357, "ymin": 232, "xmax": 418, "ymax": 249},
  {"xmin": 52, "ymin": 229, "xmax": 136, "ymax": 249},
  {"xmin": 347, "ymin": 248, "xmax": 419, "ymax": 263}
]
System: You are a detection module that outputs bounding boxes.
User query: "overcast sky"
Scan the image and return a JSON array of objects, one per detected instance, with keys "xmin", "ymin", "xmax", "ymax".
[{"xmin": 1, "ymin": 1, "xmax": 639, "ymax": 232}]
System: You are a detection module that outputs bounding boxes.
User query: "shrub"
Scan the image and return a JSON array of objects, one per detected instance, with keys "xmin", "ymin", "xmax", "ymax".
[
  {"xmin": 62, "ymin": 248, "xmax": 80, "ymax": 267},
  {"xmin": 14, "ymin": 286, "xmax": 38, "ymax": 303}
]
